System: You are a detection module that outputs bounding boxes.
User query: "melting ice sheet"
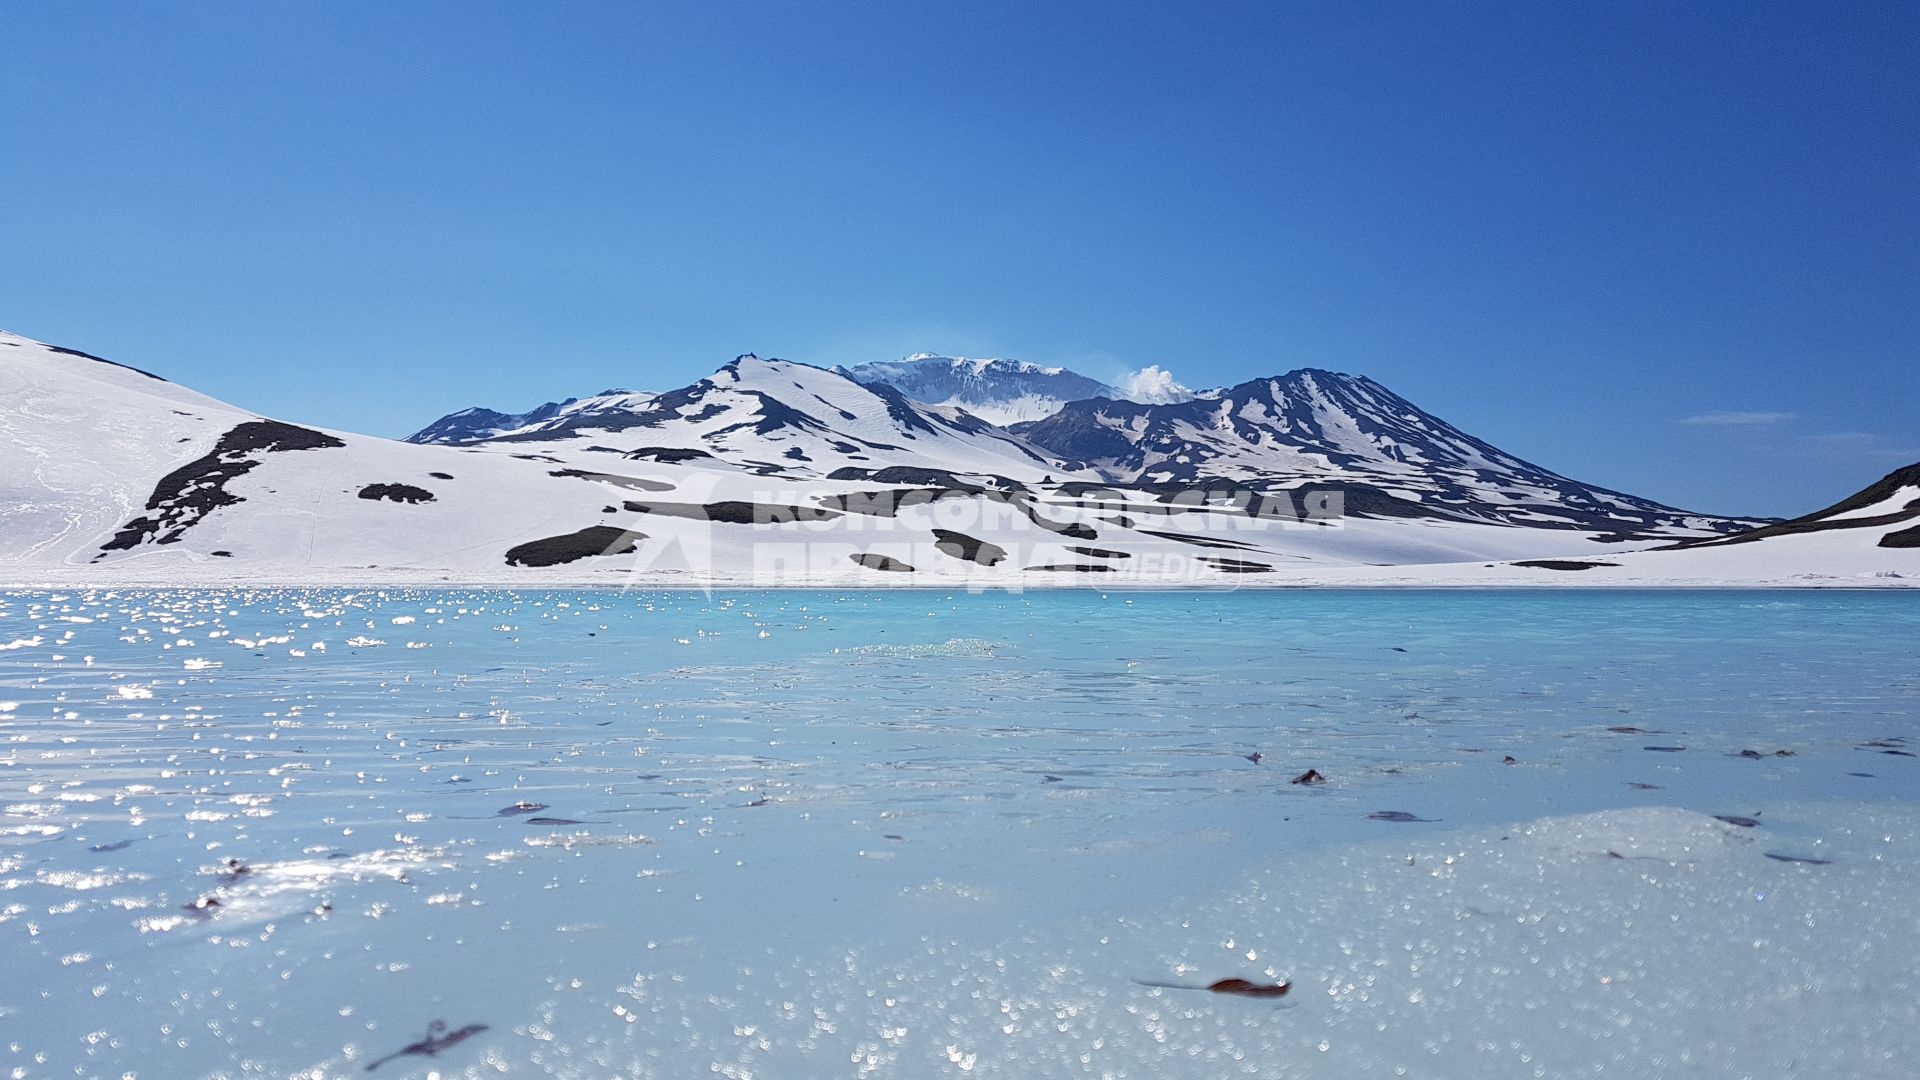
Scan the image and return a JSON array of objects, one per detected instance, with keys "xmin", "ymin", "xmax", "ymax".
[{"xmin": 0, "ymin": 588, "xmax": 1915, "ymax": 1077}]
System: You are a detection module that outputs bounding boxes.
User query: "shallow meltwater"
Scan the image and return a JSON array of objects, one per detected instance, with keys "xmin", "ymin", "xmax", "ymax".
[{"xmin": 1, "ymin": 588, "xmax": 1916, "ymax": 1077}]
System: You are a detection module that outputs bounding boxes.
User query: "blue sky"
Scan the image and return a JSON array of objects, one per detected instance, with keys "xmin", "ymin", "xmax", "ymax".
[{"xmin": 1, "ymin": 2, "xmax": 1913, "ymax": 516}]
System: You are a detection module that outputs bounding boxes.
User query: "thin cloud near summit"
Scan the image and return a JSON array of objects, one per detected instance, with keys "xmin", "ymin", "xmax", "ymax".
[
  {"xmin": 1678, "ymin": 410, "xmax": 1797, "ymax": 426},
  {"xmin": 1798, "ymin": 431, "xmax": 1920, "ymax": 460}
]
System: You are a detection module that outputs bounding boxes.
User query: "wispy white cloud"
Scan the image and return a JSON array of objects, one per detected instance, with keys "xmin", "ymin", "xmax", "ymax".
[
  {"xmin": 1117, "ymin": 364, "xmax": 1195, "ymax": 404},
  {"xmin": 1679, "ymin": 410, "xmax": 1797, "ymax": 426},
  {"xmin": 1797, "ymin": 432, "xmax": 1920, "ymax": 461}
]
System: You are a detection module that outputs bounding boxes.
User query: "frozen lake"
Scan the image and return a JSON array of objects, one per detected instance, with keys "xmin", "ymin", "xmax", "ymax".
[{"xmin": 2, "ymin": 588, "xmax": 1916, "ymax": 1077}]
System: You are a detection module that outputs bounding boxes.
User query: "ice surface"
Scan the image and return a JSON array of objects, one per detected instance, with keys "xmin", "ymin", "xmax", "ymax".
[{"xmin": 0, "ymin": 589, "xmax": 1915, "ymax": 1076}]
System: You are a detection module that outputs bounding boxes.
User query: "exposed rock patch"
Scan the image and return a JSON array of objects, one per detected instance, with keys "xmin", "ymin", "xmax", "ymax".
[
  {"xmin": 1198, "ymin": 556, "xmax": 1274, "ymax": 573},
  {"xmin": 549, "ymin": 468, "xmax": 674, "ymax": 492},
  {"xmin": 47, "ymin": 342, "xmax": 167, "ymax": 381},
  {"xmin": 100, "ymin": 420, "xmax": 345, "ymax": 552},
  {"xmin": 357, "ymin": 483, "xmax": 436, "ymax": 504},
  {"xmin": 624, "ymin": 447, "xmax": 714, "ymax": 463},
  {"xmin": 624, "ymin": 501, "xmax": 841, "ymax": 524},
  {"xmin": 1881, "ymin": 523, "xmax": 1920, "ymax": 548},
  {"xmin": 828, "ymin": 465, "xmax": 1015, "ymax": 489},
  {"xmin": 849, "ymin": 553, "xmax": 914, "ymax": 572},
  {"xmin": 505, "ymin": 526, "xmax": 647, "ymax": 567},
  {"xmin": 930, "ymin": 529, "xmax": 1007, "ymax": 566}
]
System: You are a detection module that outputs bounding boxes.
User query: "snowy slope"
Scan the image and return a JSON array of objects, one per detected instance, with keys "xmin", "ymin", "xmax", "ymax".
[
  {"xmin": 1149, "ymin": 462, "xmax": 1919, "ymax": 588},
  {"xmin": 1255, "ymin": 516, "xmax": 1919, "ymax": 587},
  {"xmin": 1660, "ymin": 462, "xmax": 1920, "ymax": 551},
  {"xmin": 0, "ymin": 331, "xmax": 253, "ymax": 567},
  {"xmin": 1017, "ymin": 368, "xmax": 1753, "ymax": 539},
  {"xmin": 0, "ymin": 331, "xmax": 673, "ymax": 576}
]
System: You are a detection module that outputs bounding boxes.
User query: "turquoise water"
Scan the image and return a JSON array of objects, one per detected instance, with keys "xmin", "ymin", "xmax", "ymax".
[{"xmin": 1, "ymin": 589, "xmax": 1916, "ymax": 1077}]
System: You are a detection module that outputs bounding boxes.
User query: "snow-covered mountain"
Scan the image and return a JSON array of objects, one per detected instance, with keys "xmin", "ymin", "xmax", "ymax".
[
  {"xmin": 1014, "ymin": 368, "xmax": 1748, "ymax": 537},
  {"xmin": 415, "ymin": 352, "xmax": 1195, "ymax": 441},
  {"xmin": 839, "ymin": 354, "xmax": 1176, "ymax": 425},
  {"xmin": 8, "ymin": 328, "xmax": 1886, "ymax": 588},
  {"xmin": 411, "ymin": 352, "xmax": 1197, "ymax": 442},
  {"xmin": 407, "ymin": 399, "xmax": 573, "ymax": 444},
  {"xmin": 407, "ymin": 389, "xmax": 657, "ymax": 444},
  {"xmin": 465, "ymin": 353, "xmax": 1082, "ymax": 484}
]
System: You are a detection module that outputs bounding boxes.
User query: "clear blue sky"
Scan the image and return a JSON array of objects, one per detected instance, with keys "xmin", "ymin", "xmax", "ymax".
[{"xmin": 2, "ymin": 2, "xmax": 1913, "ymax": 516}]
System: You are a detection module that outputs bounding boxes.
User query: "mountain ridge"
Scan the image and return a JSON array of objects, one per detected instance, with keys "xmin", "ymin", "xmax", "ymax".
[
  {"xmin": 1010, "ymin": 366, "xmax": 1741, "ymax": 536},
  {"xmin": 12, "ymin": 328, "xmax": 1889, "ymax": 588},
  {"xmin": 402, "ymin": 352, "xmax": 1747, "ymax": 536}
]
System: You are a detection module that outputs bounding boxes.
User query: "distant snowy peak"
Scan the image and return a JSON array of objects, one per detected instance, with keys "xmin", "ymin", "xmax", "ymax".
[
  {"xmin": 415, "ymin": 351, "xmax": 1199, "ymax": 439},
  {"xmin": 407, "ymin": 388, "xmax": 656, "ymax": 444},
  {"xmin": 475, "ymin": 353, "xmax": 1080, "ymax": 483},
  {"xmin": 838, "ymin": 354, "xmax": 1133, "ymax": 426},
  {"xmin": 1018, "ymin": 367, "xmax": 1466, "ymax": 477},
  {"xmin": 1017, "ymin": 367, "xmax": 1760, "ymax": 536},
  {"xmin": 407, "ymin": 401, "xmax": 573, "ymax": 444},
  {"xmin": 903, "ymin": 352, "xmax": 1067, "ymax": 377}
]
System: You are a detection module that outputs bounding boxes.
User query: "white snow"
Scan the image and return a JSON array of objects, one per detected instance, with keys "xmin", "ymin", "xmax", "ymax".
[{"xmin": 1, "ymin": 331, "xmax": 1914, "ymax": 588}]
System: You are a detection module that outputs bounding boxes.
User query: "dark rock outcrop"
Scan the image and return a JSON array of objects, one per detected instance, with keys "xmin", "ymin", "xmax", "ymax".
[
  {"xmin": 100, "ymin": 420, "xmax": 345, "ymax": 552},
  {"xmin": 505, "ymin": 526, "xmax": 646, "ymax": 567},
  {"xmin": 357, "ymin": 483, "xmax": 436, "ymax": 504}
]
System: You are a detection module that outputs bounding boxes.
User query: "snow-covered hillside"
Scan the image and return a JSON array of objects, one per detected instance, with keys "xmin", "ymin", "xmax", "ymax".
[
  {"xmin": 3, "ymin": 329, "xmax": 1907, "ymax": 588},
  {"xmin": 1163, "ymin": 463, "xmax": 1919, "ymax": 588},
  {"xmin": 0, "ymin": 332, "xmax": 251, "ymax": 567},
  {"xmin": 0, "ymin": 330, "xmax": 671, "ymax": 577},
  {"xmin": 1662, "ymin": 462, "xmax": 1920, "ymax": 552}
]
